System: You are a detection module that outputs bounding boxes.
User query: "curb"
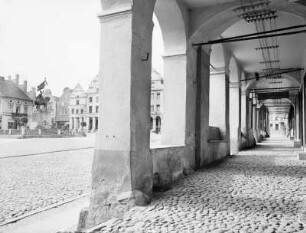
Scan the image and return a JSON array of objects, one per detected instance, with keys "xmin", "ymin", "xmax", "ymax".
[
  {"xmin": 0, "ymin": 193, "xmax": 90, "ymax": 227},
  {"xmin": 0, "ymin": 147, "xmax": 94, "ymax": 160}
]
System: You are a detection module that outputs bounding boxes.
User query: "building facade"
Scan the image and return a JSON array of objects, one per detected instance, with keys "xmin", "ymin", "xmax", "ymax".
[
  {"xmin": 0, "ymin": 75, "xmax": 34, "ymax": 130},
  {"xmin": 150, "ymin": 69, "xmax": 164, "ymax": 133},
  {"xmin": 55, "ymin": 87, "xmax": 71, "ymax": 129},
  {"xmin": 86, "ymin": 75, "xmax": 99, "ymax": 132},
  {"xmin": 69, "ymin": 84, "xmax": 87, "ymax": 131}
]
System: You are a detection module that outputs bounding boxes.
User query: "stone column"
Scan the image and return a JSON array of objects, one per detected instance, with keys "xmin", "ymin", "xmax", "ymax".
[
  {"xmin": 84, "ymin": 1, "xmax": 155, "ymax": 229},
  {"xmin": 152, "ymin": 116, "xmax": 156, "ymax": 132},
  {"xmin": 256, "ymin": 107, "xmax": 260, "ymax": 141},
  {"xmin": 252, "ymin": 101, "xmax": 258, "ymax": 141},
  {"xmin": 229, "ymin": 82, "xmax": 241, "ymax": 155},
  {"xmin": 161, "ymin": 53, "xmax": 186, "ymax": 145},
  {"xmin": 295, "ymin": 96, "xmax": 301, "ymax": 147},
  {"xmin": 92, "ymin": 117, "xmax": 96, "ymax": 132},
  {"xmin": 86, "ymin": 117, "xmax": 90, "ymax": 131},
  {"xmin": 241, "ymin": 91, "xmax": 247, "ymax": 135},
  {"xmin": 70, "ymin": 117, "xmax": 73, "ymax": 130},
  {"xmin": 195, "ymin": 47, "xmax": 211, "ymax": 167}
]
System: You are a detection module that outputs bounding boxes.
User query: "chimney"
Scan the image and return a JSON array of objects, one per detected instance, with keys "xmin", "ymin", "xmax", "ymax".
[
  {"xmin": 15, "ymin": 74, "xmax": 20, "ymax": 85},
  {"xmin": 31, "ymin": 87, "xmax": 36, "ymax": 100},
  {"xmin": 23, "ymin": 80, "xmax": 28, "ymax": 92}
]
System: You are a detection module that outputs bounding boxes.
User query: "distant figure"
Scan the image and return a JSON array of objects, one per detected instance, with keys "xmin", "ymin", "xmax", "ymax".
[{"xmin": 37, "ymin": 78, "xmax": 48, "ymax": 92}]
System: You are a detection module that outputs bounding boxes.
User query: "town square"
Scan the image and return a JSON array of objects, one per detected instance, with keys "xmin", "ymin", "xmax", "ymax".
[{"xmin": 1, "ymin": 0, "xmax": 306, "ymax": 232}]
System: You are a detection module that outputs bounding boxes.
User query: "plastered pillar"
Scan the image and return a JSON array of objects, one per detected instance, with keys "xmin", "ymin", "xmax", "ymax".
[
  {"xmin": 195, "ymin": 47, "xmax": 210, "ymax": 167},
  {"xmin": 92, "ymin": 117, "xmax": 96, "ymax": 132},
  {"xmin": 252, "ymin": 102, "xmax": 258, "ymax": 141},
  {"xmin": 295, "ymin": 96, "xmax": 301, "ymax": 147},
  {"xmin": 229, "ymin": 82, "xmax": 241, "ymax": 155},
  {"xmin": 86, "ymin": 117, "xmax": 90, "ymax": 131},
  {"xmin": 84, "ymin": 1, "xmax": 155, "ymax": 229},
  {"xmin": 256, "ymin": 107, "xmax": 260, "ymax": 140},
  {"xmin": 161, "ymin": 54, "xmax": 186, "ymax": 145},
  {"xmin": 241, "ymin": 91, "xmax": 247, "ymax": 135},
  {"xmin": 152, "ymin": 116, "xmax": 156, "ymax": 132},
  {"xmin": 70, "ymin": 117, "xmax": 73, "ymax": 130}
]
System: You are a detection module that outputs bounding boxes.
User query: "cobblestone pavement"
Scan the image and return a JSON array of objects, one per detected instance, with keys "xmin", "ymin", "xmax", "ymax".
[
  {"xmin": 0, "ymin": 148, "xmax": 93, "ymax": 223},
  {"xmin": 96, "ymin": 138, "xmax": 306, "ymax": 233}
]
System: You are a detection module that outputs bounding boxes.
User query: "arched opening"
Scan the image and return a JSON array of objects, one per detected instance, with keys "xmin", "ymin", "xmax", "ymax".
[
  {"xmin": 209, "ymin": 44, "xmax": 227, "ymax": 139},
  {"xmin": 153, "ymin": 0, "xmax": 187, "ymax": 146}
]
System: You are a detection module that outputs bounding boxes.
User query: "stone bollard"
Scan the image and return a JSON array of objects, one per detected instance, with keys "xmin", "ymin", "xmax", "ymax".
[
  {"xmin": 8, "ymin": 129, "xmax": 12, "ymax": 135},
  {"xmin": 57, "ymin": 129, "xmax": 61, "ymax": 135},
  {"xmin": 77, "ymin": 207, "xmax": 88, "ymax": 232},
  {"xmin": 38, "ymin": 129, "xmax": 42, "ymax": 136}
]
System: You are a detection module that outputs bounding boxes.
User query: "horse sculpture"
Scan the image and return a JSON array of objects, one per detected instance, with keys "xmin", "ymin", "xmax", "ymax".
[
  {"xmin": 34, "ymin": 93, "xmax": 50, "ymax": 110},
  {"xmin": 34, "ymin": 78, "xmax": 50, "ymax": 110}
]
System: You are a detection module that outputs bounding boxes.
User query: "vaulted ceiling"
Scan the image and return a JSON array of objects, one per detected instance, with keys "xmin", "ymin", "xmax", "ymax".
[{"xmin": 186, "ymin": 0, "xmax": 306, "ymax": 114}]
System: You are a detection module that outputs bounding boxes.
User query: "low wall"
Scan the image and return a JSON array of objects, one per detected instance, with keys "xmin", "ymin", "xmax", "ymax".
[
  {"xmin": 240, "ymin": 129, "xmax": 256, "ymax": 150},
  {"xmin": 207, "ymin": 140, "xmax": 229, "ymax": 164},
  {"xmin": 151, "ymin": 146, "xmax": 187, "ymax": 191}
]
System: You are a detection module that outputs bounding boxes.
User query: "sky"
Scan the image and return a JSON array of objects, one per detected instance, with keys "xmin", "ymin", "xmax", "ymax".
[{"xmin": 0, "ymin": 0, "xmax": 163, "ymax": 96}]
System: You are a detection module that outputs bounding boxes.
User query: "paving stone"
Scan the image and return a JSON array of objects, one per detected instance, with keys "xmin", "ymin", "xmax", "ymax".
[
  {"xmin": 0, "ymin": 148, "xmax": 93, "ymax": 223},
  {"xmin": 96, "ymin": 139, "xmax": 306, "ymax": 232}
]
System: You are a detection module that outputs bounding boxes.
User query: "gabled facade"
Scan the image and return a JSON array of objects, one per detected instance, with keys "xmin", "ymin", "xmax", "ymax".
[
  {"xmin": 69, "ymin": 83, "xmax": 87, "ymax": 131},
  {"xmin": 85, "ymin": 75, "xmax": 99, "ymax": 132},
  {"xmin": 55, "ymin": 87, "xmax": 71, "ymax": 129},
  {"xmin": 0, "ymin": 75, "xmax": 34, "ymax": 130}
]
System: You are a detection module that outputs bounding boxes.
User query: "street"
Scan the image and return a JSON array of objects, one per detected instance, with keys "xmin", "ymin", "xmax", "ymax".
[{"xmin": 0, "ymin": 137, "xmax": 94, "ymax": 226}]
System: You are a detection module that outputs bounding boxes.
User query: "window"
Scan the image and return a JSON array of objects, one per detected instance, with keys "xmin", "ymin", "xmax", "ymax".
[
  {"xmin": 96, "ymin": 96, "xmax": 99, "ymax": 102},
  {"xmin": 76, "ymin": 100, "xmax": 80, "ymax": 105},
  {"xmin": 151, "ymin": 105, "xmax": 154, "ymax": 112},
  {"xmin": 156, "ymin": 105, "xmax": 160, "ymax": 112},
  {"xmin": 24, "ymin": 106, "xmax": 28, "ymax": 114},
  {"xmin": 89, "ymin": 106, "xmax": 92, "ymax": 113},
  {"xmin": 71, "ymin": 109, "xmax": 74, "ymax": 114},
  {"xmin": 157, "ymin": 93, "xmax": 160, "ymax": 99},
  {"xmin": 16, "ymin": 105, "xmax": 20, "ymax": 114},
  {"xmin": 151, "ymin": 93, "xmax": 154, "ymax": 99},
  {"xmin": 96, "ymin": 106, "xmax": 99, "ymax": 113},
  {"xmin": 81, "ymin": 109, "xmax": 84, "ymax": 114},
  {"xmin": 76, "ymin": 109, "xmax": 79, "ymax": 114},
  {"xmin": 89, "ymin": 97, "xmax": 93, "ymax": 103}
]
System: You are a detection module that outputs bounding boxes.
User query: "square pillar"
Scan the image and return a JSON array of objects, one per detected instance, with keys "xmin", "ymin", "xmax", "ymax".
[
  {"xmin": 241, "ymin": 91, "xmax": 247, "ymax": 135},
  {"xmin": 229, "ymin": 82, "xmax": 241, "ymax": 155},
  {"xmin": 209, "ymin": 69, "xmax": 230, "ymax": 140},
  {"xmin": 195, "ymin": 47, "xmax": 211, "ymax": 167},
  {"xmin": 84, "ymin": 1, "xmax": 155, "ymax": 229},
  {"xmin": 161, "ymin": 53, "xmax": 186, "ymax": 145},
  {"xmin": 295, "ymin": 96, "xmax": 301, "ymax": 147}
]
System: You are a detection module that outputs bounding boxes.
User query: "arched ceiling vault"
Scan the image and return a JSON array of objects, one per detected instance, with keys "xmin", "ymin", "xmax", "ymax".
[{"xmin": 187, "ymin": 0, "xmax": 306, "ymax": 115}]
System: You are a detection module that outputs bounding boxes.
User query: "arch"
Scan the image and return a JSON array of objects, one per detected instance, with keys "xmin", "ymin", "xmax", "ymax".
[
  {"xmin": 229, "ymin": 56, "xmax": 239, "ymax": 82},
  {"xmin": 189, "ymin": 2, "xmax": 306, "ymax": 59},
  {"xmin": 154, "ymin": 0, "xmax": 187, "ymax": 55},
  {"xmin": 152, "ymin": 0, "xmax": 188, "ymax": 146}
]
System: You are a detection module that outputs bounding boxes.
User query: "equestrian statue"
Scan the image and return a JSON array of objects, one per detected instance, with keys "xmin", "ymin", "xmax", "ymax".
[{"xmin": 34, "ymin": 78, "xmax": 50, "ymax": 110}]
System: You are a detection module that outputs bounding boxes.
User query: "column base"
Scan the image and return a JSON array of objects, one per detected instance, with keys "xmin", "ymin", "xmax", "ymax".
[
  {"xmin": 298, "ymin": 152, "xmax": 306, "ymax": 160},
  {"xmin": 294, "ymin": 140, "xmax": 301, "ymax": 148},
  {"xmin": 79, "ymin": 190, "xmax": 151, "ymax": 231}
]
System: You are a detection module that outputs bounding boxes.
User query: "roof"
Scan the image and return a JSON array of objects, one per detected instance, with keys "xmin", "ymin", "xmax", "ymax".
[{"xmin": 0, "ymin": 78, "xmax": 32, "ymax": 101}]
